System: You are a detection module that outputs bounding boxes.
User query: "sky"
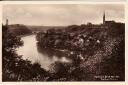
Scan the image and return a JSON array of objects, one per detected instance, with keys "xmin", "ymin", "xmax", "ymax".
[{"xmin": 3, "ymin": 4, "xmax": 124, "ymax": 26}]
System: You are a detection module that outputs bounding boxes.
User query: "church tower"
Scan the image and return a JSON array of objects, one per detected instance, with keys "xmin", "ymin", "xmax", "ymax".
[
  {"xmin": 103, "ymin": 12, "xmax": 105, "ymax": 24},
  {"xmin": 6, "ymin": 19, "xmax": 8, "ymax": 26}
]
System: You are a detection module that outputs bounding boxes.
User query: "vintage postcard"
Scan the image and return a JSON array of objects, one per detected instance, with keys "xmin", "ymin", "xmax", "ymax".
[{"xmin": 2, "ymin": 3, "xmax": 125, "ymax": 83}]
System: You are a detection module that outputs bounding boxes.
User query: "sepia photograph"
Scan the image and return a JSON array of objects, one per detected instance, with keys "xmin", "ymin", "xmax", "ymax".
[{"xmin": 2, "ymin": 4, "xmax": 125, "ymax": 81}]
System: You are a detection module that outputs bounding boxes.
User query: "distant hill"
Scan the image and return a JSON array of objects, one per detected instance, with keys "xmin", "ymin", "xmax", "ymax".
[
  {"xmin": 8, "ymin": 24, "xmax": 32, "ymax": 36},
  {"xmin": 8, "ymin": 24, "xmax": 67, "ymax": 36},
  {"xmin": 26, "ymin": 25, "xmax": 66, "ymax": 32}
]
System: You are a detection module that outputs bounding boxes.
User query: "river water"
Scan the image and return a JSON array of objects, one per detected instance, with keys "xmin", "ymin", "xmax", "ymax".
[{"xmin": 16, "ymin": 35, "xmax": 71, "ymax": 71}]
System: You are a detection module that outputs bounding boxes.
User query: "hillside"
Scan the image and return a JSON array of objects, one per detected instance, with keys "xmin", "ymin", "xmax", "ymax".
[
  {"xmin": 36, "ymin": 23, "xmax": 125, "ymax": 81},
  {"xmin": 8, "ymin": 24, "xmax": 32, "ymax": 36},
  {"xmin": 27, "ymin": 25, "xmax": 66, "ymax": 32}
]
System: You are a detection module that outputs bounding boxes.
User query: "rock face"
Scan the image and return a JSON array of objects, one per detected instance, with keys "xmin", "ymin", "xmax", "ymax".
[{"xmin": 36, "ymin": 23, "xmax": 124, "ymax": 81}]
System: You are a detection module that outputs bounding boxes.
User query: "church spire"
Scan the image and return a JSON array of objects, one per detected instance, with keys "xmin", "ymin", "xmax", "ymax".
[{"xmin": 103, "ymin": 11, "xmax": 105, "ymax": 24}]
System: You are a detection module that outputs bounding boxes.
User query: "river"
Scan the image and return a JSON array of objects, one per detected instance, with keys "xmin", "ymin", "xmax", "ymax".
[{"xmin": 16, "ymin": 35, "xmax": 71, "ymax": 71}]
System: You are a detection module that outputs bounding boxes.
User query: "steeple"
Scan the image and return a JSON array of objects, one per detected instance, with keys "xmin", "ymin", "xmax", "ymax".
[{"xmin": 103, "ymin": 11, "xmax": 105, "ymax": 24}]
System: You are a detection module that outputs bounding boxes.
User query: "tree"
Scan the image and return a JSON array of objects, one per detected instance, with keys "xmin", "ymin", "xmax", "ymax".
[{"xmin": 2, "ymin": 25, "xmax": 48, "ymax": 81}]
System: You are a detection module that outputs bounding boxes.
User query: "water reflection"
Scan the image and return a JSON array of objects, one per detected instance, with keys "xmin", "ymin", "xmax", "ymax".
[{"xmin": 16, "ymin": 35, "xmax": 72, "ymax": 71}]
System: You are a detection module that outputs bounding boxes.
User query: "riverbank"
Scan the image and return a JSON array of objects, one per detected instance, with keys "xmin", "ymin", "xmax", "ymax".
[
  {"xmin": 2, "ymin": 22, "xmax": 125, "ymax": 81},
  {"xmin": 36, "ymin": 23, "xmax": 125, "ymax": 81},
  {"xmin": 17, "ymin": 34, "xmax": 72, "ymax": 71},
  {"xmin": 3, "ymin": 25, "xmax": 49, "ymax": 81},
  {"xmin": 17, "ymin": 33, "xmax": 34, "ymax": 38}
]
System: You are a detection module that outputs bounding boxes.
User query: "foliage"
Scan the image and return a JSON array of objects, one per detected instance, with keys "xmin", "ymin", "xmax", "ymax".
[
  {"xmin": 36, "ymin": 23, "xmax": 125, "ymax": 81},
  {"xmin": 9, "ymin": 24, "xmax": 32, "ymax": 36},
  {"xmin": 2, "ymin": 25, "xmax": 48, "ymax": 81},
  {"xmin": 2, "ymin": 22, "xmax": 125, "ymax": 81}
]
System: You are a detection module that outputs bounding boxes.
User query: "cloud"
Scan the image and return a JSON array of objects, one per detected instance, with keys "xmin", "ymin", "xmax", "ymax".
[{"xmin": 3, "ymin": 4, "xmax": 124, "ymax": 26}]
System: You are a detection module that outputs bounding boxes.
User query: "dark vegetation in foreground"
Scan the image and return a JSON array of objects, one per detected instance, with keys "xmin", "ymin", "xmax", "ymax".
[
  {"xmin": 2, "ymin": 22, "xmax": 125, "ymax": 81},
  {"xmin": 2, "ymin": 25, "xmax": 50, "ymax": 81}
]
